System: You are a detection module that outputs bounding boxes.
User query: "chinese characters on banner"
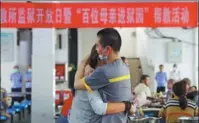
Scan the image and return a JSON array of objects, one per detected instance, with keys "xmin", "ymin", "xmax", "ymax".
[{"xmin": 0, "ymin": 2, "xmax": 198, "ymax": 28}]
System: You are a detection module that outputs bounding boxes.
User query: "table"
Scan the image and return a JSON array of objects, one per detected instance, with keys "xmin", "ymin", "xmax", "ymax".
[
  {"xmin": 142, "ymin": 108, "xmax": 161, "ymax": 118},
  {"xmin": 149, "ymin": 103, "xmax": 163, "ymax": 108},
  {"xmin": 8, "ymin": 93, "xmax": 25, "ymax": 97},
  {"xmin": 179, "ymin": 117, "xmax": 199, "ymax": 123}
]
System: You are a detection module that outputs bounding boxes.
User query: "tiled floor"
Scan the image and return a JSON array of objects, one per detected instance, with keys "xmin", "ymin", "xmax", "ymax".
[
  {"xmin": 3, "ymin": 112, "xmax": 31, "ymax": 123},
  {"xmin": 15, "ymin": 115, "xmax": 31, "ymax": 123}
]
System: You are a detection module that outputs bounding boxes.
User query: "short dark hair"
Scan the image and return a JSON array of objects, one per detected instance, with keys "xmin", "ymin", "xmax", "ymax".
[
  {"xmin": 121, "ymin": 56, "xmax": 126, "ymax": 62},
  {"xmin": 168, "ymin": 79, "xmax": 175, "ymax": 84},
  {"xmin": 159, "ymin": 64, "xmax": 164, "ymax": 67},
  {"xmin": 192, "ymin": 86, "xmax": 197, "ymax": 90},
  {"xmin": 97, "ymin": 28, "xmax": 122, "ymax": 52},
  {"xmin": 140, "ymin": 74, "xmax": 149, "ymax": 83},
  {"xmin": 173, "ymin": 64, "xmax": 177, "ymax": 68}
]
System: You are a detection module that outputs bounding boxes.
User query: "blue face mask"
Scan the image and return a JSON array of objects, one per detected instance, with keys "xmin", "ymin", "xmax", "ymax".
[
  {"xmin": 13, "ymin": 69, "xmax": 18, "ymax": 73},
  {"xmin": 28, "ymin": 69, "xmax": 32, "ymax": 72}
]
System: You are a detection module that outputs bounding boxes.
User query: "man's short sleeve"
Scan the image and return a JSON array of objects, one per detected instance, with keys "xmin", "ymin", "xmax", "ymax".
[{"xmin": 84, "ymin": 67, "xmax": 109, "ymax": 92}]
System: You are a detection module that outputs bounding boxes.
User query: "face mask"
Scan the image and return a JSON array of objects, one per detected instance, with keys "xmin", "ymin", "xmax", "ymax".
[
  {"xmin": 28, "ymin": 69, "xmax": 32, "ymax": 72},
  {"xmin": 99, "ymin": 48, "xmax": 108, "ymax": 61},
  {"xmin": 99, "ymin": 54, "xmax": 108, "ymax": 61},
  {"xmin": 13, "ymin": 69, "xmax": 18, "ymax": 73}
]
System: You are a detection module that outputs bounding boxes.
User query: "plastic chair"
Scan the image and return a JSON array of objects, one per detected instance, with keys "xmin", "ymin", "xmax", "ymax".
[
  {"xmin": 7, "ymin": 108, "xmax": 15, "ymax": 115},
  {"xmin": 0, "ymin": 115, "xmax": 7, "ymax": 121}
]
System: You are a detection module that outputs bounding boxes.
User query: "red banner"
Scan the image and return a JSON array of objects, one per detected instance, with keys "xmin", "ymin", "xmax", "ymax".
[{"xmin": 0, "ymin": 2, "xmax": 198, "ymax": 28}]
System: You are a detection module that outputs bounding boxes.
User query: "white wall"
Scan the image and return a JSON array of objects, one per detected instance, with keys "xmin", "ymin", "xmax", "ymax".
[
  {"xmin": 78, "ymin": 28, "xmax": 102, "ymax": 64},
  {"xmin": 55, "ymin": 29, "xmax": 69, "ymax": 89},
  {"xmin": 1, "ymin": 29, "xmax": 69, "ymax": 91},
  {"xmin": 1, "ymin": 28, "xmax": 18, "ymax": 92},
  {"xmin": 55, "ymin": 29, "xmax": 68, "ymax": 63},
  {"xmin": 77, "ymin": 28, "xmax": 137, "ymax": 64},
  {"xmin": 146, "ymin": 28, "xmax": 196, "ymax": 86},
  {"xmin": 194, "ymin": 28, "xmax": 198, "ymax": 88},
  {"xmin": 116, "ymin": 28, "xmax": 137, "ymax": 58}
]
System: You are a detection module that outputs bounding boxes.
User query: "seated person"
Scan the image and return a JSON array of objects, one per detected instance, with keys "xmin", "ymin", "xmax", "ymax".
[
  {"xmin": 159, "ymin": 80, "xmax": 198, "ymax": 123},
  {"xmin": 182, "ymin": 78, "xmax": 191, "ymax": 93},
  {"xmin": 187, "ymin": 88, "xmax": 199, "ymax": 106},
  {"xmin": 189, "ymin": 86, "xmax": 197, "ymax": 93},
  {"xmin": 187, "ymin": 91, "xmax": 197, "ymax": 101},
  {"xmin": 165, "ymin": 79, "xmax": 174, "ymax": 102},
  {"xmin": 0, "ymin": 88, "xmax": 10, "ymax": 118},
  {"xmin": 134, "ymin": 75, "xmax": 151, "ymax": 107}
]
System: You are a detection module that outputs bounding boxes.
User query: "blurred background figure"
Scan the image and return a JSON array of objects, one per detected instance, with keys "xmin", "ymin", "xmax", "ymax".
[
  {"xmin": 187, "ymin": 85, "xmax": 199, "ymax": 106},
  {"xmin": 155, "ymin": 64, "xmax": 167, "ymax": 93},
  {"xmin": 134, "ymin": 75, "xmax": 152, "ymax": 107},
  {"xmin": 24, "ymin": 65, "xmax": 32, "ymax": 114},
  {"xmin": 165, "ymin": 79, "xmax": 175, "ymax": 102},
  {"xmin": 0, "ymin": 87, "xmax": 10, "ymax": 118},
  {"xmin": 121, "ymin": 56, "xmax": 129, "ymax": 66},
  {"xmin": 182, "ymin": 78, "xmax": 191, "ymax": 93},
  {"xmin": 169, "ymin": 64, "xmax": 181, "ymax": 82},
  {"xmin": 24, "ymin": 65, "xmax": 32, "ymax": 95},
  {"xmin": 10, "ymin": 65, "xmax": 22, "ymax": 93},
  {"xmin": 189, "ymin": 86, "xmax": 197, "ymax": 93}
]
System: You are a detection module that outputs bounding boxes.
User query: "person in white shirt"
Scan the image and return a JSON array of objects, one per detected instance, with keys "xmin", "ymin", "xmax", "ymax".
[
  {"xmin": 134, "ymin": 75, "xmax": 152, "ymax": 107},
  {"xmin": 169, "ymin": 64, "xmax": 181, "ymax": 82}
]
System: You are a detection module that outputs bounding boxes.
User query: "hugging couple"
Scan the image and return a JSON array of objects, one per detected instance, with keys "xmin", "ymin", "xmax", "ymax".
[{"xmin": 69, "ymin": 28, "xmax": 137, "ymax": 123}]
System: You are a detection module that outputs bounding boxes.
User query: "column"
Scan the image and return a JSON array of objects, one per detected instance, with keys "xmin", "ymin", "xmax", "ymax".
[
  {"xmin": 19, "ymin": 29, "xmax": 32, "ymax": 92},
  {"xmin": 32, "ymin": 29, "xmax": 55, "ymax": 123},
  {"xmin": 193, "ymin": 28, "xmax": 198, "ymax": 87}
]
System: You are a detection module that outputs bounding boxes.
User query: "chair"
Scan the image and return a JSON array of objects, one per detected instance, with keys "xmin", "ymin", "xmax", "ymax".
[
  {"xmin": 0, "ymin": 115, "xmax": 7, "ymax": 121},
  {"xmin": 7, "ymin": 108, "xmax": 15, "ymax": 123}
]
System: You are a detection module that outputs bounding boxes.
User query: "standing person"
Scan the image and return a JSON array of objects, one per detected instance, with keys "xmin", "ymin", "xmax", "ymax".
[
  {"xmin": 24, "ymin": 65, "xmax": 32, "ymax": 114},
  {"xmin": 134, "ymin": 75, "xmax": 152, "ymax": 107},
  {"xmin": 74, "ymin": 28, "xmax": 132, "ymax": 123},
  {"xmin": 121, "ymin": 56, "xmax": 129, "ymax": 66},
  {"xmin": 24, "ymin": 65, "xmax": 32, "ymax": 98},
  {"xmin": 67, "ymin": 45, "xmax": 135, "ymax": 123},
  {"xmin": 10, "ymin": 65, "xmax": 22, "ymax": 93},
  {"xmin": 155, "ymin": 64, "xmax": 167, "ymax": 93},
  {"xmin": 169, "ymin": 64, "xmax": 181, "ymax": 82}
]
